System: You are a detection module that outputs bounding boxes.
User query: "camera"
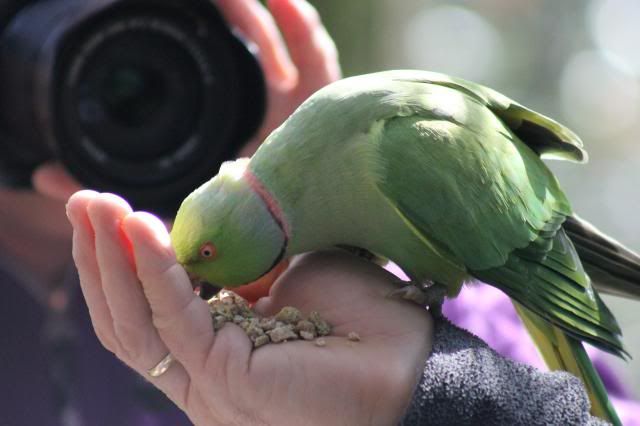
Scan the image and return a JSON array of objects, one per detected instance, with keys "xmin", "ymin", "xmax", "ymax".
[{"xmin": 0, "ymin": 0, "xmax": 266, "ymax": 215}]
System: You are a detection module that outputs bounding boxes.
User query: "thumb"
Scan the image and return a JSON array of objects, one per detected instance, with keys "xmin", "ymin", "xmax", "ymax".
[{"xmin": 33, "ymin": 162, "xmax": 83, "ymax": 201}]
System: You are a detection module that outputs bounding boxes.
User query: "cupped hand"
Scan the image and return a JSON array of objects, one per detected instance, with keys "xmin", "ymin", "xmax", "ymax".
[{"xmin": 66, "ymin": 190, "xmax": 432, "ymax": 426}]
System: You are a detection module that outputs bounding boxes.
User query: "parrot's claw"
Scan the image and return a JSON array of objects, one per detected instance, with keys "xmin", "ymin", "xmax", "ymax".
[
  {"xmin": 387, "ymin": 281, "xmax": 447, "ymax": 316},
  {"xmin": 387, "ymin": 284, "xmax": 429, "ymax": 305}
]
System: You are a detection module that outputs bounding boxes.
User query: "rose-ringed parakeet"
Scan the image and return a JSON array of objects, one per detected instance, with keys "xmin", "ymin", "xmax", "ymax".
[{"xmin": 171, "ymin": 70, "xmax": 640, "ymax": 425}]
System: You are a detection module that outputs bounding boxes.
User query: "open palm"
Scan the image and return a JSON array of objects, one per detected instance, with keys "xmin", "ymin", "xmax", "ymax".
[{"xmin": 66, "ymin": 191, "xmax": 432, "ymax": 426}]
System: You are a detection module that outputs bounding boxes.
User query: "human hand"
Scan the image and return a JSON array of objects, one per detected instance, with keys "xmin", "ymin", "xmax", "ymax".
[
  {"xmin": 35, "ymin": 0, "xmax": 340, "ymax": 202},
  {"xmin": 66, "ymin": 190, "xmax": 432, "ymax": 426},
  {"xmin": 216, "ymin": 0, "xmax": 341, "ymax": 155}
]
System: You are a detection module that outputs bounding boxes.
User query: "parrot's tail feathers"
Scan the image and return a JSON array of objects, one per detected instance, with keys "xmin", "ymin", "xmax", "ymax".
[
  {"xmin": 513, "ymin": 302, "xmax": 622, "ymax": 426},
  {"xmin": 473, "ymin": 228, "xmax": 627, "ymax": 359},
  {"xmin": 564, "ymin": 214, "xmax": 640, "ymax": 301}
]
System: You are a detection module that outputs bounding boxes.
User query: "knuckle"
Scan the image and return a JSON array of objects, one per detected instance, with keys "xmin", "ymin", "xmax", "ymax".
[
  {"xmin": 151, "ymin": 294, "xmax": 193, "ymax": 331},
  {"xmin": 136, "ymin": 248, "xmax": 179, "ymax": 283},
  {"xmin": 324, "ymin": 35, "xmax": 339, "ymax": 60},
  {"xmin": 93, "ymin": 325, "xmax": 118, "ymax": 353},
  {"xmin": 152, "ymin": 295, "xmax": 209, "ymax": 344},
  {"xmin": 113, "ymin": 321, "xmax": 149, "ymax": 363},
  {"xmin": 71, "ymin": 243, "xmax": 92, "ymax": 266},
  {"xmin": 302, "ymin": 1, "xmax": 321, "ymax": 26}
]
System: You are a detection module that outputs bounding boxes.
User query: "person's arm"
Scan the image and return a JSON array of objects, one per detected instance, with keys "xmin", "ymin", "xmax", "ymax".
[{"xmin": 401, "ymin": 318, "xmax": 609, "ymax": 426}]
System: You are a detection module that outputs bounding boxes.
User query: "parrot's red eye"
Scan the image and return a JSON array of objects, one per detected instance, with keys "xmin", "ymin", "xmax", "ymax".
[{"xmin": 199, "ymin": 242, "xmax": 217, "ymax": 260}]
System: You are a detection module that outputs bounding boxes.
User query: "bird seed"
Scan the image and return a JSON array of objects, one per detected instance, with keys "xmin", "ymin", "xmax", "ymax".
[{"xmin": 206, "ymin": 290, "xmax": 335, "ymax": 348}]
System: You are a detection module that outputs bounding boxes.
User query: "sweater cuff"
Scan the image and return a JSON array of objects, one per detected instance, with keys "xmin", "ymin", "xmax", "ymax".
[{"xmin": 399, "ymin": 318, "xmax": 607, "ymax": 425}]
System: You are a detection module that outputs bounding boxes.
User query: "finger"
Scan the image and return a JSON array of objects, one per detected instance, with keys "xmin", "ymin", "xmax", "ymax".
[
  {"xmin": 253, "ymin": 250, "xmax": 416, "ymax": 328},
  {"xmin": 86, "ymin": 194, "xmax": 169, "ymax": 372},
  {"xmin": 122, "ymin": 212, "xmax": 222, "ymax": 377},
  {"xmin": 216, "ymin": 0, "xmax": 297, "ymax": 89},
  {"xmin": 34, "ymin": 162, "xmax": 83, "ymax": 201},
  {"xmin": 124, "ymin": 212, "xmax": 256, "ymax": 421},
  {"xmin": 268, "ymin": 0, "xmax": 341, "ymax": 88},
  {"xmin": 229, "ymin": 259, "xmax": 289, "ymax": 304},
  {"xmin": 145, "ymin": 357, "xmax": 192, "ymax": 412},
  {"xmin": 66, "ymin": 190, "xmax": 117, "ymax": 350},
  {"xmin": 69, "ymin": 192, "xmax": 192, "ymax": 408},
  {"xmin": 256, "ymin": 250, "xmax": 434, "ymax": 335}
]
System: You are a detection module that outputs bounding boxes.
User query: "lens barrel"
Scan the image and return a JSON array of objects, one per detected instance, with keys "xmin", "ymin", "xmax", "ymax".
[{"xmin": 0, "ymin": 0, "xmax": 265, "ymax": 215}]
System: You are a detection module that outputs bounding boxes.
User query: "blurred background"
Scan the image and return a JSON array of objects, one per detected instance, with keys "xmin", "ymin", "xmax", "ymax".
[{"xmin": 311, "ymin": 0, "xmax": 640, "ymax": 395}]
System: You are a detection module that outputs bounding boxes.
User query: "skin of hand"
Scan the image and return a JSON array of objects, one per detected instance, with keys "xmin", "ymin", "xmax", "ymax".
[
  {"xmin": 32, "ymin": 0, "xmax": 341, "ymax": 202},
  {"xmin": 66, "ymin": 190, "xmax": 433, "ymax": 426}
]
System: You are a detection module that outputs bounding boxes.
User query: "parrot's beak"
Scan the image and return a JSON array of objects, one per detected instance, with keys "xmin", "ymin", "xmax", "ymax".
[
  {"xmin": 227, "ymin": 259, "xmax": 290, "ymax": 304},
  {"xmin": 185, "ymin": 270, "xmax": 222, "ymax": 300},
  {"xmin": 186, "ymin": 270, "xmax": 206, "ymax": 290}
]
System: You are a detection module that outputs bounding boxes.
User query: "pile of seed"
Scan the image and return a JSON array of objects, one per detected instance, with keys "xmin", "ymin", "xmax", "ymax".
[{"xmin": 207, "ymin": 290, "xmax": 333, "ymax": 348}]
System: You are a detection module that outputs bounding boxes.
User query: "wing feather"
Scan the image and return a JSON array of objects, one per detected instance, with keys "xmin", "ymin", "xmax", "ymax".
[
  {"xmin": 376, "ymin": 83, "xmax": 571, "ymax": 270},
  {"xmin": 373, "ymin": 78, "xmax": 624, "ymax": 356},
  {"xmin": 380, "ymin": 70, "xmax": 587, "ymax": 163}
]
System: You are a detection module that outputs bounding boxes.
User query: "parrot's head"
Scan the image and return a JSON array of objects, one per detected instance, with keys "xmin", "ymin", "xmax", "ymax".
[{"xmin": 170, "ymin": 158, "xmax": 286, "ymax": 288}]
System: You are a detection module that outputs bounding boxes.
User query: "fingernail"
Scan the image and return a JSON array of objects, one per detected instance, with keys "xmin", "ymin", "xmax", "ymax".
[
  {"xmin": 124, "ymin": 212, "xmax": 172, "ymax": 249},
  {"xmin": 65, "ymin": 203, "xmax": 75, "ymax": 225},
  {"xmin": 148, "ymin": 216, "xmax": 172, "ymax": 248}
]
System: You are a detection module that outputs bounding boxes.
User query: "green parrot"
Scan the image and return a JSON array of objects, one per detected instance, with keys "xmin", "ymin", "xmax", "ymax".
[{"xmin": 170, "ymin": 70, "xmax": 640, "ymax": 425}]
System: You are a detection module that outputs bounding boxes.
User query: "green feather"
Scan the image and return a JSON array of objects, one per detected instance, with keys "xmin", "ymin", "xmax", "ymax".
[
  {"xmin": 380, "ymin": 70, "xmax": 587, "ymax": 163},
  {"xmin": 473, "ymin": 229, "xmax": 625, "ymax": 357},
  {"xmin": 514, "ymin": 303, "xmax": 621, "ymax": 426},
  {"xmin": 375, "ymin": 82, "xmax": 571, "ymax": 271}
]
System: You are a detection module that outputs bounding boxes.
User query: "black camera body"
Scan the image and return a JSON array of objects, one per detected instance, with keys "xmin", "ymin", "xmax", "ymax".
[{"xmin": 0, "ymin": 0, "xmax": 265, "ymax": 215}]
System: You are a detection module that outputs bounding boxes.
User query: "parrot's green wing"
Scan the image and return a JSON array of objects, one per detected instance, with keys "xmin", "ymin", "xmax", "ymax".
[
  {"xmin": 375, "ymin": 79, "xmax": 572, "ymax": 271},
  {"xmin": 373, "ymin": 79, "xmax": 625, "ymax": 356},
  {"xmin": 381, "ymin": 70, "xmax": 587, "ymax": 163},
  {"xmin": 373, "ymin": 77, "xmax": 624, "ymax": 424}
]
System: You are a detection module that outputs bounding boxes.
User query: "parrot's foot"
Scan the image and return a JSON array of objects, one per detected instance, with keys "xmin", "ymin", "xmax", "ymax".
[
  {"xmin": 387, "ymin": 284, "xmax": 429, "ymax": 305},
  {"xmin": 387, "ymin": 281, "xmax": 447, "ymax": 316}
]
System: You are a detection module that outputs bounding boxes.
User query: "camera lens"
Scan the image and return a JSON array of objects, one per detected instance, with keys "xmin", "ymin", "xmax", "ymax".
[
  {"xmin": 101, "ymin": 65, "xmax": 165, "ymax": 128},
  {"xmin": 94, "ymin": 65, "xmax": 166, "ymax": 129},
  {"xmin": 56, "ymin": 8, "xmax": 249, "ymax": 196},
  {"xmin": 0, "ymin": 0, "xmax": 265, "ymax": 215},
  {"xmin": 73, "ymin": 29, "xmax": 203, "ymax": 161}
]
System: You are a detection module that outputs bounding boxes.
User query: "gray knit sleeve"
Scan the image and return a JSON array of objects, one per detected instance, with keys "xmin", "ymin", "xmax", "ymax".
[{"xmin": 399, "ymin": 318, "xmax": 609, "ymax": 426}]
